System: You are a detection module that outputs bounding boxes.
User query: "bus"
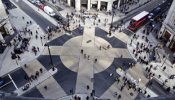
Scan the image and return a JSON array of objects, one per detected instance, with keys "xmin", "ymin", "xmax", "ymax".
[{"xmin": 128, "ymin": 11, "xmax": 149, "ymax": 32}]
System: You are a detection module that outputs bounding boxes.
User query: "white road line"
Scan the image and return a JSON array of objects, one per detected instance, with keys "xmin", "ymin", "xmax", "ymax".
[
  {"xmin": 8, "ymin": 74, "xmax": 18, "ymax": 90},
  {"xmin": 0, "ymin": 81, "xmax": 12, "ymax": 89}
]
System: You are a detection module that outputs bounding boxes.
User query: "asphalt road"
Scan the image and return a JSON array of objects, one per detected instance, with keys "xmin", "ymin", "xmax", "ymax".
[
  {"xmin": 12, "ymin": 0, "xmax": 56, "ymax": 32},
  {"xmin": 113, "ymin": 0, "xmax": 165, "ymax": 26},
  {"xmin": 44, "ymin": 2, "xmax": 68, "ymax": 25}
]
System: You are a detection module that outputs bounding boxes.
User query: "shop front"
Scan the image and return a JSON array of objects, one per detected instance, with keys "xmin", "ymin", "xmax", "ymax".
[
  {"xmin": 71, "ymin": 0, "xmax": 75, "ymax": 8},
  {"xmin": 81, "ymin": 0, "xmax": 88, "ymax": 9},
  {"xmin": 169, "ymin": 35, "xmax": 175, "ymax": 52},
  {"xmin": 91, "ymin": 1, "xmax": 97, "ymax": 10},
  {"xmin": 100, "ymin": 1, "xmax": 107, "ymax": 11},
  {"xmin": 162, "ymin": 30, "xmax": 171, "ymax": 43},
  {"xmin": 0, "ymin": 19, "xmax": 14, "ymax": 53}
]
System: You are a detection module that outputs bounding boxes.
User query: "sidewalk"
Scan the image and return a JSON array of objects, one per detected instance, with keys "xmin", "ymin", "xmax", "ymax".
[
  {"xmin": 14, "ymin": 68, "xmax": 57, "ymax": 96},
  {"xmin": 124, "ymin": 0, "xmax": 152, "ymax": 14},
  {"xmin": 127, "ymin": 26, "xmax": 175, "ymax": 92},
  {"xmin": 23, "ymin": 0, "xmax": 57, "ymax": 26},
  {"xmin": 116, "ymin": 68, "xmax": 158, "ymax": 98},
  {"xmin": 0, "ymin": 4, "xmax": 46, "ymax": 76}
]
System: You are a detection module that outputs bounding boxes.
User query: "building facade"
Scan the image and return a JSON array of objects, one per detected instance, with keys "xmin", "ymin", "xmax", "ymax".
[
  {"xmin": 0, "ymin": 0, "xmax": 14, "ymax": 44},
  {"xmin": 65, "ymin": 0, "xmax": 129, "ymax": 11},
  {"xmin": 158, "ymin": 0, "xmax": 175, "ymax": 52}
]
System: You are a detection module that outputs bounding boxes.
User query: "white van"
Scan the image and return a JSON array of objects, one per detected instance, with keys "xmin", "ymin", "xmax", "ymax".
[{"xmin": 44, "ymin": 6, "xmax": 55, "ymax": 16}]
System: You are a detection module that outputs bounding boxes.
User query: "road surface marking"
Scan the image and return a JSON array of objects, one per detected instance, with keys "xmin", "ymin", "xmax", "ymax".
[{"xmin": 8, "ymin": 74, "xmax": 18, "ymax": 90}]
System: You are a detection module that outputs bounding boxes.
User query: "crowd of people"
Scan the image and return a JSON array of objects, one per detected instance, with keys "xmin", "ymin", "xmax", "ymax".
[
  {"xmin": 23, "ymin": 64, "xmax": 44, "ymax": 91},
  {"xmin": 128, "ymin": 14, "xmax": 175, "ymax": 94}
]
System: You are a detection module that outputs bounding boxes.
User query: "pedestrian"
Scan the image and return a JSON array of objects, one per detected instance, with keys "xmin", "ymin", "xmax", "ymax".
[
  {"xmin": 87, "ymin": 85, "xmax": 90, "ymax": 90},
  {"xmin": 31, "ymin": 75, "xmax": 35, "ymax": 80},
  {"xmin": 17, "ymin": 55, "xmax": 21, "ymax": 60},
  {"xmin": 87, "ymin": 55, "xmax": 90, "ymax": 60},
  {"xmin": 35, "ymin": 35, "xmax": 38, "ymax": 39},
  {"xmin": 70, "ymin": 89, "xmax": 73, "ymax": 94},
  {"xmin": 34, "ymin": 50, "xmax": 37, "ymax": 55},
  {"xmin": 130, "ymin": 39, "xmax": 132, "ymax": 45},
  {"xmin": 81, "ymin": 49, "xmax": 83, "ymax": 54},
  {"xmin": 113, "ymin": 92, "xmax": 118, "ymax": 97},
  {"xmin": 34, "ymin": 75, "xmax": 37, "ymax": 80},
  {"xmin": 86, "ymin": 96, "xmax": 89, "ymax": 100},
  {"xmin": 133, "ymin": 49, "xmax": 135, "ymax": 54},
  {"xmin": 40, "ymin": 68, "xmax": 43, "ymax": 73},
  {"xmin": 84, "ymin": 54, "xmax": 86, "ymax": 58},
  {"xmin": 44, "ymin": 85, "xmax": 47, "ymax": 90},
  {"xmin": 24, "ymin": 64, "xmax": 28, "ymax": 68},
  {"xmin": 107, "ymin": 45, "xmax": 110, "ymax": 49},
  {"xmin": 94, "ymin": 58, "xmax": 97, "ymax": 63},
  {"xmin": 116, "ymin": 78, "xmax": 120, "ymax": 84},
  {"xmin": 37, "ymin": 47, "xmax": 40, "ymax": 52},
  {"xmin": 36, "ymin": 71, "xmax": 39, "ymax": 76},
  {"xmin": 99, "ymin": 46, "xmax": 101, "ymax": 50},
  {"xmin": 30, "ymin": 31, "xmax": 33, "ymax": 35},
  {"xmin": 145, "ymin": 67, "xmax": 148, "ymax": 71},
  {"xmin": 30, "ymin": 21, "xmax": 32, "ymax": 24},
  {"xmin": 165, "ymin": 79, "xmax": 168, "ymax": 83},
  {"xmin": 90, "ymin": 92, "xmax": 93, "ymax": 97},
  {"xmin": 163, "ymin": 66, "xmax": 166, "ymax": 71},
  {"xmin": 74, "ymin": 95, "xmax": 78, "ymax": 100},
  {"xmin": 92, "ymin": 89, "xmax": 95, "ymax": 95},
  {"xmin": 24, "ymin": 74, "xmax": 29, "ymax": 81},
  {"xmin": 26, "ymin": 21, "xmax": 29, "ymax": 25},
  {"xmin": 22, "ymin": 16, "xmax": 24, "ymax": 20},
  {"xmin": 36, "ymin": 30, "xmax": 38, "ymax": 34},
  {"xmin": 120, "ymin": 86, "xmax": 124, "ymax": 91}
]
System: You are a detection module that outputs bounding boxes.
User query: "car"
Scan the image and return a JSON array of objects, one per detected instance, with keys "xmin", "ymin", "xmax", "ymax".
[
  {"xmin": 38, "ymin": 3, "xmax": 45, "ymax": 10},
  {"xmin": 0, "ymin": 78, "xmax": 5, "ymax": 87},
  {"xmin": 53, "ymin": 15, "xmax": 62, "ymax": 21},
  {"xmin": 30, "ymin": 0, "xmax": 37, "ymax": 4},
  {"xmin": 35, "ymin": 0, "xmax": 41, "ymax": 5},
  {"xmin": 52, "ymin": 0, "xmax": 56, "ymax": 4},
  {"xmin": 39, "ymin": 0, "xmax": 45, "ymax": 3},
  {"xmin": 44, "ymin": 6, "xmax": 55, "ymax": 16},
  {"xmin": 14, "ymin": 48, "xmax": 23, "ymax": 54},
  {"xmin": 148, "ymin": 7, "xmax": 161, "ymax": 19}
]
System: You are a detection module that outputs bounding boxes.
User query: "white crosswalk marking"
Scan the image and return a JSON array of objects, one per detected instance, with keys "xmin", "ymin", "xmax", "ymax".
[{"xmin": 8, "ymin": 74, "xmax": 18, "ymax": 90}]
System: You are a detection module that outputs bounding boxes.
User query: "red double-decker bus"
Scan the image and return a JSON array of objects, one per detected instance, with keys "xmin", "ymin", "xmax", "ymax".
[{"xmin": 128, "ymin": 11, "xmax": 149, "ymax": 32}]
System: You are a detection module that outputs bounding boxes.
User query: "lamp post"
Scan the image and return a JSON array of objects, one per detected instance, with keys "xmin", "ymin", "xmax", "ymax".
[
  {"xmin": 109, "ymin": 1, "xmax": 118, "ymax": 36},
  {"xmin": 45, "ymin": 43, "xmax": 55, "ymax": 71},
  {"xmin": 66, "ymin": 13, "xmax": 71, "ymax": 34},
  {"xmin": 160, "ymin": 54, "xmax": 169, "ymax": 68},
  {"xmin": 40, "ymin": 36, "xmax": 43, "ymax": 46}
]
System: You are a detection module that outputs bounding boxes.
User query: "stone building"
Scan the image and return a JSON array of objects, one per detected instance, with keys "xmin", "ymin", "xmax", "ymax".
[
  {"xmin": 158, "ymin": 0, "xmax": 175, "ymax": 52},
  {"xmin": 0, "ymin": 0, "xmax": 14, "ymax": 53},
  {"xmin": 65, "ymin": 0, "xmax": 129, "ymax": 11}
]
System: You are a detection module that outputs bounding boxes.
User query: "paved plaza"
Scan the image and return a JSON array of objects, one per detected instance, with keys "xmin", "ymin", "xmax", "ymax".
[{"xmin": 1, "ymin": 0, "xmax": 175, "ymax": 100}]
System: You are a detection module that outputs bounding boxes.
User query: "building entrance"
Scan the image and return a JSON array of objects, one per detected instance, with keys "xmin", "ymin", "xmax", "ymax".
[
  {"xmin": 169, "ymin": 36, "xmax": 175, "ymax": 52},
  {"xmin": 0, "ymin": 24, "xmax": 8, "ymax": 38},
  {"xmin": 100, "ymin": 1, "xmax": 107, "ymax": 11},
  {"xmin": 81, "ymin": 0, "xmax": 88, "ymax": 9},
  {"xmin": 163, "ymin": 30, "xmax": 171, "ymax": 43},
  {"xmin": 71, "ymin": 0, "xmax": 75, "ymax": 8},
  {"xmin": 91, "ymin": 1, "xmax": 97, "ymax": 10}
]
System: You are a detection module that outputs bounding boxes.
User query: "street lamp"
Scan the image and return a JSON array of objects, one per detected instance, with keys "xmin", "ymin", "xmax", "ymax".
[
  {"xmin": 109, "ymin": 1, "xmax": 118, "ymax": 36},
  {"xmin": 40, "ymin": 36, "xmax": 43, "ymax": 46},
  {"xmin": 160, "ymin": 54, "xmax": 169, "ymax": 68},
  {"xmin": 45, "ymin": 43, "xmax": 55, "ymax": 71},
  {"xmin": 66, "ymin": 13, "xmax": 71, "ymax": 34}
]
